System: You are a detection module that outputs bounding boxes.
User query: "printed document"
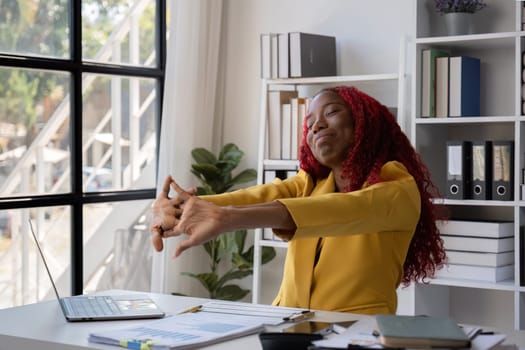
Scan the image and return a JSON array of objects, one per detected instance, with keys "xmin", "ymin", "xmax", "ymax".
[{"xmin": 88, "ymin": 312, "xmax": 265, "ymax": 350}]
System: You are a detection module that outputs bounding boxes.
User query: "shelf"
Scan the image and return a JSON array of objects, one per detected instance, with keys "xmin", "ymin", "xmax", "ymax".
[
  {"xmin": 263, "ymin": 159, "xmax": 299, "ymax": 169},
  {"xmin": 415, "ymin": 116, "xmax": 517, "ymax": 124},
  {"xmin": 411, "ymin": 0, "xmax": 524, "ymax": 331},
  {"xmin": 426, "ymin": 277, "xmax": 516, "ymax": 291},
  {"xmin": 415, "ymin": 31, "xmax": 517, "ymax": 50},
  {"xmin": 433, "ymin": 198, "xmax": 517, "ymax": 207},
  {"xmin": 265, "ymin": 73, "xmax": 399, "ymax": 86}
]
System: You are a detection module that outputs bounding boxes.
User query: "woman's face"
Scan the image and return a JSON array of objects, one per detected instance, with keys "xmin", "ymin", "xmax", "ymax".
[{"xmin": 306, "ymin": 90, "xmax": 355, "ymax": 169}]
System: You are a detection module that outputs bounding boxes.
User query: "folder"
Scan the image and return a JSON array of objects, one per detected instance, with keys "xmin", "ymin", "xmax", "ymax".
[
  {"xmin": 471, "ymin": 141, "xmax": 492, "ymax": 200},
  {"xmin": 449, "ymin": 56, "xmax": 481, "ymax": 117},
  {"xmin": 289, "ymin": 32, "xmax": 336, "ymax": 78},
  {"xmin": 491, "ymin": 141, "xmax": 514, "ymax": 201},
  {"xmin": 446, "ymin": 140, "xmax": 472, "ymax": 200}
]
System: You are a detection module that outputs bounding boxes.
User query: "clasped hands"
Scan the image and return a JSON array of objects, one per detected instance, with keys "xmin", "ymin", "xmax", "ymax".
[{"xmin": 150, "ymin": 176, "xmax": 226, "ymax": 257}]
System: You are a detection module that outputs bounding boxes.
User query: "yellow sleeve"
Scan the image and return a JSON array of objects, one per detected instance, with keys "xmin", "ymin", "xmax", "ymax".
[
  {"xmin": 199, "ymin": 170, "xmax": 311, "ymax": 206},
  {"xmin": 276, "ymin": 161, "xmax": 421, "ymax": 239}
]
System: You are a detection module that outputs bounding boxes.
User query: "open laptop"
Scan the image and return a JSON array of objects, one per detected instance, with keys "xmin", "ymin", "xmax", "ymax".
[{"xmin": 28, "ymin": 219, "xmax": 165, "ymax": 322}]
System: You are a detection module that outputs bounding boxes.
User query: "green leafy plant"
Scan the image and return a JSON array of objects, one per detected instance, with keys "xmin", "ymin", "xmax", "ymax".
[{"xmin": 181, "ymin": 143, "xmax": 276, "ymax": 301}]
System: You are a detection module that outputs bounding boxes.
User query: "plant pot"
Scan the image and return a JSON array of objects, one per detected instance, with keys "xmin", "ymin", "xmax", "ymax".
[{"xmin": 444, "ymin": 12, "xmax": 473, "ymax": 36}]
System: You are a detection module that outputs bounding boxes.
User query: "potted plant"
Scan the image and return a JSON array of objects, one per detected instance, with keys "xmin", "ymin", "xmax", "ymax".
[
  {"xmin": 179, "ymin": 143, "xmax": 276, "ymax": 301},
  {"xmin": 434, "ymin": 0, "xmax": 487, "ymax": 36}
]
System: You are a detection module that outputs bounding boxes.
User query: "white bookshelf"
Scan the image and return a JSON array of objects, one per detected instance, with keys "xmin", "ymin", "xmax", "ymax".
[
  {"xmin": 407, "ymin": 0, "xmax": 525, "ymax": 331},
  {"xmin": 252, "ymin": 59, "xmax": 407, "ymax": 303}
]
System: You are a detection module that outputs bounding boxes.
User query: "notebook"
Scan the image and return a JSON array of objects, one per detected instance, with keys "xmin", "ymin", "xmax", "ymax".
[
  {"xmin": 375, "ymin": 314, "xmax": 470, "ymax": 348},
  {"xmin": 28, "ymin": 219, "xmax": 165, "ymax": 322}
]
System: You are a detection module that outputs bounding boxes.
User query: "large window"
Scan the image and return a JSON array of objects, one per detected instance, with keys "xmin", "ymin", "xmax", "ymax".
[{"xmin": 0, "ymin": 0, "xmax": 166, "ymax": 307}]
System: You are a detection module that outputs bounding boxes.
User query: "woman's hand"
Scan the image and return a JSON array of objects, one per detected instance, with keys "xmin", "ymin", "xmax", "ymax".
[
  {"xmin": 149, "ymin": 176, "xmax": 196, "ymax": 252},
  {"xmin": 150, "ymin": 176, "xmax": 227, "ymax": 257}
]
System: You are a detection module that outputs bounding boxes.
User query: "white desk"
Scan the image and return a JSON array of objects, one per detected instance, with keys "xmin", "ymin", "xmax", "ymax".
[{"xmin": 0, "ymin": 290, "xmax": 365, "ymax": 350}]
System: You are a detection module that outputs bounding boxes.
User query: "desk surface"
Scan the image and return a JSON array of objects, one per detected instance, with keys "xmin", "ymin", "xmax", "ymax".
[{"xmin": 0, "ymin": 290, "xmax": 365, "ymax": 350}]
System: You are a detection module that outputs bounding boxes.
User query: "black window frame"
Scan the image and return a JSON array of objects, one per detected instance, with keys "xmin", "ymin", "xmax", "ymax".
[{"xmin": 0, "ymin": 0, "xmax": 166, "ymax": 296}]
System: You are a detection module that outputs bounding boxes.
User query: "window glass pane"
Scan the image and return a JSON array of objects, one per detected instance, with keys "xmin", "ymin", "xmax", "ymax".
[
  {"xmin": 0, "ymin": 0, "xmax": 70, "ymax": 58},
  {"xmin": 0, "ymin": 68, "xmax": 71, "ymax": 197},
  {"xmin": 82, "ymin": 0, "xmax": 157, "ymax": 67},
  {"xmin": 82, "ymin": 74, "xmax": 157, "ymax": 192},
  {"xmin": 83, "ymin": 199, "xmax": 153, "ymax": 293},
  {"xmin": 0, "ymin": 207, "xmax": 71, "ymax": 308}
]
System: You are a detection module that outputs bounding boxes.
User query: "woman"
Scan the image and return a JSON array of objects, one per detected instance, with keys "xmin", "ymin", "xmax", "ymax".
[{"xmin": 150, "ymin": 86, "xmax": 446, "ymax": 315}]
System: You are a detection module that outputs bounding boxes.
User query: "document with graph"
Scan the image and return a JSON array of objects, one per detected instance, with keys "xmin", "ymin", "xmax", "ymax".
[{"xmin": 88, "ymin": 311, "xmax": 265, "ymax": 350}]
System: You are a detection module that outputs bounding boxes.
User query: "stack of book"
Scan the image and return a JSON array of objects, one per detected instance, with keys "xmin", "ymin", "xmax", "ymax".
[
  {"xmin": 260, "ymin": 32, "xmax": 336, "ymax": 79},
  {"xmin": 420, "ymin": 48, "xmax": 480, "ymax": 118},
  {"xmin": 267, "ymin": 90, "xmax": 311, "ymax": 160},
  {"xmin": 436, "ymin": 220, "xmax": 514, "ymax": 282}
]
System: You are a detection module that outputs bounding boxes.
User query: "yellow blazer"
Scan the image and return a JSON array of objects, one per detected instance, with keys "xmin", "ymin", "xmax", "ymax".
[{"xmin": 202, "ymin": 161, "xmax": 421, "ymax": 314}]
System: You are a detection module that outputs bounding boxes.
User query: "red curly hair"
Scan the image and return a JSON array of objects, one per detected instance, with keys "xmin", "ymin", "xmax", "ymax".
[{"xmin": 299, "ymin": 86, "xmax": 447, "ymax": 285}]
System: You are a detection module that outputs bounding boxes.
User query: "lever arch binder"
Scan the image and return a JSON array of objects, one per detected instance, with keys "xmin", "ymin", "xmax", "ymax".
[
  {"xmin": 471, "ymin": 140, "xmax": 492, "ymax": 200},
  {"xmin": 446, "ymin": 140, "xmax": 472, "ymax": 200},
  {"xmin": 492, "ymin": 141, "xmax": 514, "ymax": 201}
]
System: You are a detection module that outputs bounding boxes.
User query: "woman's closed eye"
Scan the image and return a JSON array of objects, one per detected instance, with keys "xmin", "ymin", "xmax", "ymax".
[{"xmin": 325, "ymin": 108, "xmax": 339, "ymax": 117}]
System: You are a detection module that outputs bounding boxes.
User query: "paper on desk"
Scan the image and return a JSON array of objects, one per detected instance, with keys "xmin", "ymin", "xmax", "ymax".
[
  {"xmin": 199, "ymin": 300, "xmax": 313, "ymax": 325},
  {"xmin": 88, "ymin": 312, "xmax": 265, "ymax": 350},
  {"xmin": 312, "ymin": 317, "xmax": 383, "ymax": 349},
  {"xmin": 471, "ymin": 333, "xmax": 506, "ymax": 350}
]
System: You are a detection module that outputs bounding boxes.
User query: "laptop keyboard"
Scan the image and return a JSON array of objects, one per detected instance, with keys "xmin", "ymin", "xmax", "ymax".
[{"xmin": 65, "ymin": 296, "xmax": 122, "ymax": 317}]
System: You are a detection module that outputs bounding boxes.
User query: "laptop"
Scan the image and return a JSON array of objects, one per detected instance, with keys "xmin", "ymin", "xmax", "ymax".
[{"xmin": 28, "ymin": 219, "xmax": 165, "ymax": 322}]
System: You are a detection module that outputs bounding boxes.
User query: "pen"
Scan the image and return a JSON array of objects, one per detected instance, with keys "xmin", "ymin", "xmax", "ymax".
[
  {"xmin": 177, "ymin": 304, "xmax": 202, "ymax": 314},
  {"xmin": 283, "ymin": 310, "xmax": 315, "ymax": 322}
]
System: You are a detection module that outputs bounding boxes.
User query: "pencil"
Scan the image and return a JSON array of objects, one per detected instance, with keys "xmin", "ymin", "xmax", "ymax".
[{"xmin": 177, "ymin": 305, "xmax": 202, "ymax": 314}]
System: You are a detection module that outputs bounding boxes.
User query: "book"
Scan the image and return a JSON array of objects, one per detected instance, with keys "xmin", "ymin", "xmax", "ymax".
[
  {"xmin": 260, "ymin": 33, "xmax": 279, "ymax": 78},
  {"xmin": 267, "ymin": 90, "xmax": 298, "ymax": 159},
  {"xmin": 449, "ymin": 56, "xmax": 481, "ymax": 117},
  {"xmin": 446, "ymin": 250, "xmax": 514, "ymax": 267},
  {"xmin": 442, "ymin": 235, "xmax": 514, "ymax": 253},
  {"xmin": 271, "ymin": 33, "xmax": 278, "ymax": 78},
  {"xmin": 435, "ymin": 263, "xmax": 514, "ymax": 282},
  {"xmin": 289, "ymin": 32, "xmax": 336, "ymax": 78},
  {"xmin": 375, "ymin": 314, "xmax": 470, "ymax": 348},
  {"xmin": 281, "ymin": 103, "xmax": 292, "ymax": 159},
  {"xmin": 519, "ymin": 226, "xmax": 525, "ymax": 287},
  {"xmin": 436, "ymin": 220, "xmax": 514, "ymax": 238},
  {"xmin": 435, "ymin": 56, "xmax": 449, "ymax": 118},
  {"xmin": 260, "ymin": 33, "xmax": 271, "ymax": 78},
  {"xmin": 420, "ymin": 48, "xmax": 448, "ymax": 117},
  {"xmin": 278, "ymin": 33, "xmax": 289, "ymax": 78},
  {"xmin": 290, "ymin": 97, "xmax": 307, "ymax": 160}
]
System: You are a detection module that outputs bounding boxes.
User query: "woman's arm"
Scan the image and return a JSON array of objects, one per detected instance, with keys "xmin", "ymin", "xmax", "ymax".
[{"xmin": 150, "ymin": 177, "xmax": 296, "ymax": 257}]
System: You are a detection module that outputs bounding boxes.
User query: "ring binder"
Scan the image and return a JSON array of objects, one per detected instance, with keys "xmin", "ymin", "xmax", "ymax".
[
  {"xmin": 446, "ymin": 140, "xmax": 472, "ymax": 200},
  {"xmin": 471, "ymin": 141, "xmax": 492, "ymax": 200},
  {"xmin": 491, "ymin": 141, "xmax": 514, "ymax": 201}
]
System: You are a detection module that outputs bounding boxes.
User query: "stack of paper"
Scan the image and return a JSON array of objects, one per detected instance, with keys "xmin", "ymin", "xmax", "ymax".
[
  {"xmin": 89, "ymin": 312, "xmax": 265, "ymax": 350},
  {"xmin": 88, "ymin": 301, "xmax": 314, "ymax": 349}
]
